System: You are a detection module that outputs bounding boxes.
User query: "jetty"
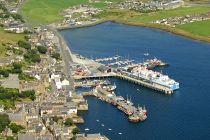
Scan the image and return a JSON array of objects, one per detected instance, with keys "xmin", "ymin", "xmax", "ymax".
[
  {"xmin": 73, "ymin": 73, "xmax": 114, "ymax": 80},
  {"xmin": 82, "ymin": 86, "xmax": 147, "ymax": 123},
  {"xmin": 115, "ymin": 73, "xmax": 173, "ymax": 94},
  {"xmin": 74, "ymin": 72, "xmax": 173, "ymax": 94}
]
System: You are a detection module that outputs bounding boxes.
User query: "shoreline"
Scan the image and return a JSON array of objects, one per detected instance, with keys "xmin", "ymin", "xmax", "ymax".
[
  {"xmin": 56, "ymin": 19, "xmax": 210, "ymax": 44},
  {"xmin": 115, "ymin": 20, "xmax": 210, "ymax": 44},
  {"xmin": 56, "ymin": 20, "xmax": 108, "ymax": 31}
]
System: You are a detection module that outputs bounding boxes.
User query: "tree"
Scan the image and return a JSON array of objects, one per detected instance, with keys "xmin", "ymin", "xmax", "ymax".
[
  {"xmin": 11, "ymin": 13, "xmax": 24, "ymax": 22},
  {"xmin": 72, "ymin": 127, "xmax": 80, "ymax": 135},
  {"xmin": 64, "ymin": 118, "xmax": 73, "ymax": 126},
  {"xmin": 12, "ymin": 63, "xmax": 22, "ymax": 69},
  {"xmin": 0, "ymin": 87, "xmax": 19, "ymax": 100},
  {"xmin": 24, "ymin": 49, "xmax": 41, "ymax": 63},
  {"xmin": 0, "ymin": 69, "xmax": 9, "ymax": 77},
  {"xmin": 0, "ymin": 3, "xmax": 8, "ymax": 12},
  {"xmin": 18, "ymin": 73, "xmax": 35, "ymax": 81},
  {"xmin": 11, "ymin": 63, "xmax": 22, "ymax": 74},
  {"xmin": 6, "ymin": 136, "xmax": 14, "ymax": 140},
  {"xmin": 0, "ymin": 87, "xmax": 36, "ymax": 109},
  {"xmin": 37, "ymin": 45, "xmax": 47, "ymax": 54},
  {"xmin": 18, "ymin": 40, "xmax": 31, "ymax": 50},
  {"xmin": 21, "ymin": 90, "xmax": 36, "ymax": 101},
  {"xmin": 9, "ymin": 123, "xmax": 24, "ymax": 133},
  {"xmin": 0, "ymin": 114, "xmax": 10, "ymax": 132},
  {"xmin": 51, "ymin": 52, "xmax": 61, "ymax": 60},
  {"xmin": 24, "ymin": 35, "xmax": 30, "ymax": 41}
]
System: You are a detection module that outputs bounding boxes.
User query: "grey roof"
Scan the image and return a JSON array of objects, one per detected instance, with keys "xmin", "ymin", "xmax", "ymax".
[
  {"xmin": 8, "ymin": 112, "xmax": 25, "ymax": 122},
  {"xmin": 98, "ymin": 65, "xmax": 110, "ymax": 72}
]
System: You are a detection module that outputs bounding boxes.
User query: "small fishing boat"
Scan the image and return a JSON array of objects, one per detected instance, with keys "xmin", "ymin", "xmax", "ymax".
[{"xmin": 85, "ymin": 128, "xmax": 90, "ymax": 131}]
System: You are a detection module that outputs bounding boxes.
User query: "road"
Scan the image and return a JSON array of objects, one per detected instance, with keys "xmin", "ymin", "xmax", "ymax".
[{"xmin": 49, "ymin": 27, "xmax": 75, "ymax": 90}]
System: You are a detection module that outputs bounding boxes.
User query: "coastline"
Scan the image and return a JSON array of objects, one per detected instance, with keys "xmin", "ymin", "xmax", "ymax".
[
  {"xmin": 56, "ymin": 19, "xmax": 210, "ymax": 44},
  {"xmin": 56, "ymin": 20, "xmax": 108, "ymax": 31},
  {"xmin": 115, "ymin": 20, "xmax": 210, "ymax": 44}
]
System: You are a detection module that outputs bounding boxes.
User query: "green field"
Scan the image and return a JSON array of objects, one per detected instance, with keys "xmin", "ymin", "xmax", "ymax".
[
  {"xmin": 22, "ymin": 0, "xmax": 89, "ymax": 25},
  {"xmin": 185, "ymin": 0, "xmax": 210, "ymax": 4},
  {"xmin": 21, "ymin": 0, "xmax": 123, "ymax": 25},
  {"xmin": 0, "ymin": 27, "xmax": 25, "ymax": 57},
  {"xmin": 177, "ymin": 19, "xmax": 210, "ymax": 37},
  {"xmin": 22, "ymin": 0, "xmax": 210, "ymax": 25},
  {"xmin": 128, "ymin": 6, "xmax": 210, "ymax": 23},
  {"xmin": 22, "ymin": 0, "xmax": 88, "ymax": 24}
]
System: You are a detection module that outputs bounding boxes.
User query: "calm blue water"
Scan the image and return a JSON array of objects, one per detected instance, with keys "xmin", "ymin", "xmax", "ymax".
[{"xmin": 60, "ymin": 22, "xmax": 210, "ymax": 140}]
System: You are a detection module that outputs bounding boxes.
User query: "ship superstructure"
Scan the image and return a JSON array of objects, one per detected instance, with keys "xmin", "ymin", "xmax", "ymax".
[{"xmin": 131, "ymin": 66, "xmax": 179, "ymax": 90}]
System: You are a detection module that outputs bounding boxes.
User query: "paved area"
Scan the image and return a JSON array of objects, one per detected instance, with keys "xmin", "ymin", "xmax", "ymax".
[{"xmin": 0, "ymin": 74, "xmax": 19, "ymax": 89}]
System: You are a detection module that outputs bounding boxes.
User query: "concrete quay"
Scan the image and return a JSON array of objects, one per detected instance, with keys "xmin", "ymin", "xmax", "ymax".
[
  {"xmin": 73, "ymin": 73, "xmax": 115, "ymax": 80},
  {"xmin": 115, "ymin": 74, "xmax": 173, "ymax": 94},
  {"xmin": 74, "ymin": 73, "xmax": 173, "ymax": 94},
  {"xmin": 82, "ymin": 87, "xmax": 147, "ymax": 123}
]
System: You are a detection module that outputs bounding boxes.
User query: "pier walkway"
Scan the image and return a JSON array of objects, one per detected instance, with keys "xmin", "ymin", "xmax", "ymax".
[
  {"xmin": 82, "ymin": 87, "xmax": 147, "ymax": 123},
  {"xmin": 74, "ymin": 73, "xmax": 173, "ymax": 94},
  {"xmin": 73, "ymin": 73, "xmax": 115, "ymax": 80},
  {"xmin": 115, "ymin": 74, "xmax": 173, "ymax": 94}
]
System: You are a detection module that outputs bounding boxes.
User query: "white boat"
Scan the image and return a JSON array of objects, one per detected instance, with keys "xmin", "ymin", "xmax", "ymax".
[
  {"xmin": 85, "ymin": 128, "xmax": 90, "ymax": 131},
  {"xmin": 144, "ymin": 53, "xmax": 149, "ymax": 56},
  {"xmin": 118, "ymin": 133, "xmax": 122, "ymax": 135}
]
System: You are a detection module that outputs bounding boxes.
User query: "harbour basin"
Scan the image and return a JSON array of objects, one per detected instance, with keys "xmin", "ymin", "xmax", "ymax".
[{"xmin": 60, "ymin": 22, "xmax": 210, "ymax": 140}]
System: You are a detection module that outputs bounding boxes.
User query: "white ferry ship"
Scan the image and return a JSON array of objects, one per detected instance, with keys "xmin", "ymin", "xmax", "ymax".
[{"xmin": 131, "ymin": 66, "xmax": 179, "ymax": 91}]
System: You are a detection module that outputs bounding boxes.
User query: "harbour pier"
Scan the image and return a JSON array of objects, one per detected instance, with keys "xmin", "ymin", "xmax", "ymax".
[
  {"xmin": 73, "ymin": 73, "xmax": 114, "ymax": 80},
  {"xmin": 74, "ymin": 81, "xmax": 96, "ymax": 88},
  {"xmin": 82, "ymin": 86, "xmax": 147, "ymax": 123},
  {"xmin": 115, "ymin": 74, "xmax": 173, "ymax": 94},
  {"xmin": 74, "ymin": 73, "xmax": 173, "ymax": 94}
]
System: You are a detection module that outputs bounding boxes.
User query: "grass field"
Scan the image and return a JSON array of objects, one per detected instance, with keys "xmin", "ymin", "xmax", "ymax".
[
  {"xmin": 21, "ymin": 0, "xmax": 123, "ymax": 25},
  {"xmin": 185, "ymin": 0, "xmax": 210, "ymax": 4},
  {"xmin": 177, "ymin": 19, "xmax": 210, "ymax": 37},
  {"xmin": 128, "ymin": 6, "xmax": 210, "ymax": 23},
  {"xmin": 22, "ymin": 0, "xmax": 89, "ymax": 25},
  {"xmin": 0, "ymin": 27, "xmax": 25, "ymax": 57}
]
